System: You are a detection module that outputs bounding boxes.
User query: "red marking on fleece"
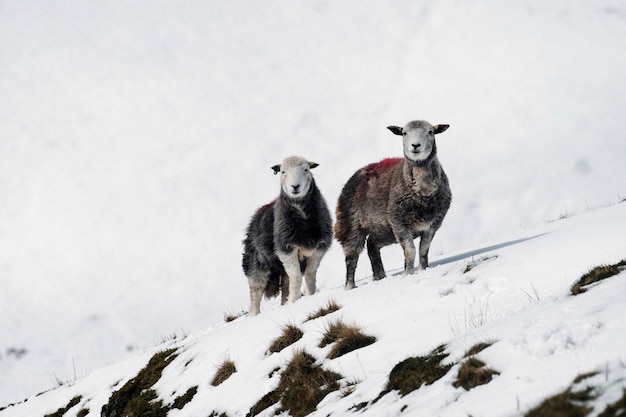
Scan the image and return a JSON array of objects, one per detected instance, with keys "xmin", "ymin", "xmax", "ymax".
[{"xmin": 366, "ymin": 157, "xmax": 402, "ymax": 175}]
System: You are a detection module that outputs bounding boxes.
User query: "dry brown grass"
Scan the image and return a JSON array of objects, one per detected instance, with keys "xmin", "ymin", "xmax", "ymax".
[
  {"xmin": 248, "ymin": 349, "xmax": 343, "ymax": 417},
  {"xmin": 571, "ymin": 259, "xmax": 626, "ymax": 295},
  {"xmin": 211, "ymin": 359, "xmax": 237, "ymax": 386},
  {"xmin": 319, "ymin": 320, "xmax": 376, "ymax": 359},
  {"xmin": 268, "ymin": 323, "xmax": 304, "ymax": 353},
  {"xmin": 306, "ymin": 299, "xmax": 342, "ymax": 321}
]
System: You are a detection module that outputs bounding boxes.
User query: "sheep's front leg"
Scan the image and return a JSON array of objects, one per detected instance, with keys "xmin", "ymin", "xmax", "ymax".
[
  {"xmin": 248, "ymin": 270, "xmax": 269, "ymax": 316},
  {"xmin": 277, "ymin": 250, "xmax": 303, "ymax": 303},
  {"xmin": 418, "ymin": 229, "xmax": 435, "ymax": 271},
  {"xmin": 399, "ymin": 237, "xmax": 416, "ymax": 276},
  {"xmin": 280, "ymin": 273, "xmax": 289, "ymax": 305},
  {"xmin": 302, "ymin": 249, "xmax": 326, "ymax": 296}
]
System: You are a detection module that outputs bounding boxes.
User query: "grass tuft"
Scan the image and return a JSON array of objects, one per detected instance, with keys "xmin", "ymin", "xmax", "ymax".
[
  {"xmin": 224, "ymin": 309, "xmax": 247, "ymax": 322},
  {"xmin": 248, "ymin": 349, "xmax": 343, "ymax": 417},
  {"xmin": 453, "ymin": 357, "xmax": 499, "ymax": 390},
  {"xmin": 384, "ymin": 345, "xmax": 451, "ymax": 397},
  {"xmin": 171, "ymin": 386, "xmax": 198, "ymax": 410},
  {"xmin": 101, "ymin": 349, "xmax": 177, "ymax": 417},
  {"xmin": 319, "ymin": 320, "xmax": 376, "ymax": 359},
  {"xmin": 464, "ymin": 341, "xmax": 495, "ymax": 358},
  {"xmin": 598, "ymin": 388, "xmax": 626, "ymax": 416},
  {"xmin": 306, "ymin": 299, "xmax": 342, "ymax": 321},
  {"xmin": 44, "ymin": 396, "xmax": 82, "ymax": 417},
  {"xmin": 211, "ymin": 359, "xmax": 237, "ymax": 386},
  {"xmin": 268, "ymin": 323, "xmax": 304, "ymax": 353},
  {"xmin": 525, "ymin": 386, "xmax": 596, "ymax": 417},
  {"xmin": 571, "ymin": 259, "xmax": 626, "ymax": 295}
]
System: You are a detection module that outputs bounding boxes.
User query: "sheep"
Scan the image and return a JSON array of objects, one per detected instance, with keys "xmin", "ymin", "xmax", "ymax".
[
  {"xmin": 242, "ymin": 156, "xmax": 333, "ymax": 316},
  {"xmin": 334, "ymin": 120, "xmax": 451, "ymax": 289}
]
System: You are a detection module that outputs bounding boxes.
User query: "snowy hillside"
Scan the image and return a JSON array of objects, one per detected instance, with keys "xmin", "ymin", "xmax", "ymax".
[
  {"xmin": 2, "ymin": 0, "xmax": 626, "ymax": 407},
  {"xmin": 2, "ymin": 202, "xmax": 626, "ymax": 417}
]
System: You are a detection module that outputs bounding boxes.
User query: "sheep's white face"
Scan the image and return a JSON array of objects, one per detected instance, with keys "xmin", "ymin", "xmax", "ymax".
[
  {"xmin": 276, "ymin": 156, "xmax": 315, "ymax": 199},
  {"xmin": 402, "ymin": 122, "xmax": 436, "ymax": 162}
]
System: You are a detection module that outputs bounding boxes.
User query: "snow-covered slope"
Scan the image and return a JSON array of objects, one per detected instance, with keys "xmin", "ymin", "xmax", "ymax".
[
  {"xmin": 2, "ymin": 0, "xmax": 626, "ymax": 406},
  {"xmin": 2, "ymin": 202, "xmax": 625, "ymax": 417}
]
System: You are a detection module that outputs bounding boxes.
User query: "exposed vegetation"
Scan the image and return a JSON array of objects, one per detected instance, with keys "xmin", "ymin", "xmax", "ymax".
[
  {"xmin": 44, "ymin": 396, "xmax": 81, "ymax": 417},
  {"xmin": 571, "ymin": 259, "xmax": 626, "ymax": 295},
  {"xmin": 268, "ymin": 323, "xmax": 304, "ymax": 353},
  {"xmin": 171, "ymin": 386, "xmax": 198, "ymax": 410},
  {"xmin": 384, "ymin": 345, "xmax": 452, "ymax": 397},
  {"xmin": 598, "ymin": 388, "xmax": 626, "ymax": 416},
  {"xmin": 319, "ymin": 320, "xmax": 376, "ymax": 359},
  {"xmin": 525, "ymin": 386, "xmax": 596, "ymax": 417},
  {"xmin": 100, "ymin": 349, "xmax": 177, "ymax": 417},
  {"xmin": 224, "ymin": 309, "xmax": 247, "ymax": 322},
  {"xmin": 464, "ymin": 341, "xmax": 495, "ymax": 358},
  {"xmin": 453, "ymin": 357, "xmax": 499, "ymax": 390},
  {"xmin": 248, "ymin": 349, "xmax": 343, "ymax": 417},
  {"xmin": 306, "ymin": 299, "xmax": 342, "ymax": 321},
  {"xmin": 208, "ymin": 412, "xmax": 230, "ymax": 417},
  {"xmin": 211, "ymin": 359, "xmax": 237, "ymax": 386}
]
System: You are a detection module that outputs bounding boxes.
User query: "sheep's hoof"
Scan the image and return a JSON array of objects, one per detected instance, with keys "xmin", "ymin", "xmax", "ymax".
[{"xmin": 345, "ymin": 281, "xmax": 356, "ymax": 290}]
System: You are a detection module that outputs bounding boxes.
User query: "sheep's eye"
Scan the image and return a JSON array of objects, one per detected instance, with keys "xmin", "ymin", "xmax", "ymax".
[{"xmin": 402, "ymin": 132, "xmax": 407, "ymax": 136}]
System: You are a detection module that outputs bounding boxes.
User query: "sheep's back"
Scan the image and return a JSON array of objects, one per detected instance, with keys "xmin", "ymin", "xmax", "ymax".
[
  {"xmin": 242, "ymin": 201, "xmax": 281, "ymax": 275},
  {"xmin": 335, "ymin": 158, "xmax": 403, "ymax": 243}
]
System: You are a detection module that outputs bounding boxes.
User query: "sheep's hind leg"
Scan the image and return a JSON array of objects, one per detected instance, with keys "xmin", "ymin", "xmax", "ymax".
[
  {"xmin": 367, "ymin": 237, "xmax": 386, "ymax": 280},
  {"xmin": 248, "ymin": 270, "xmax": 269, "ymax": 316},
  {"xmin": 280, "ymin": 274, "xmax": 289, "ymax": 305},
  {"xmin": 342, "ymin": 233, "xmax": 365, "ymax": 290},
  {"xmin": 277, "ymin": 250, "xmax": 303, "ymax": 303}
]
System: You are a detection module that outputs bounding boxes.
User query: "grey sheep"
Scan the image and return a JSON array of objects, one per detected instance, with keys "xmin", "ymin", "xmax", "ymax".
[
  {"xmin": 242, "ymin": 156, "xmax": 333, "ymax": 316},
  {"xmin": 334, "ymin": 120, "xmax": 451, "ymax": 289}
]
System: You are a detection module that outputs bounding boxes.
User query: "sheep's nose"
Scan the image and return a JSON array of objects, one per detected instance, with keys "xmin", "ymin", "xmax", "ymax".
[
  {"xmin": 292, "ymin": 184, "xmax": 300, "ymax": 192},
  {"xmin": 412, "ymin": 143, "xmax": 421, "ymax": 150}
]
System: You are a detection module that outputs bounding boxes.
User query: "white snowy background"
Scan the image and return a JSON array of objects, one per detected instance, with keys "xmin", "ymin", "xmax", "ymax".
[{"xmin": 1, "ymin": 0, "xmax": 625, "ymax": 409}]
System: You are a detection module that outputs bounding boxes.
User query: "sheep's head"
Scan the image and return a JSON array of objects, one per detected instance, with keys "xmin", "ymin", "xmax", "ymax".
[
  {"xmin": 388, "ymin": 121, "xmax": 449, "ymax": 163},
  {"xmin": 271, "ymin": 156, "xmax": 319, "ymax": 199}
]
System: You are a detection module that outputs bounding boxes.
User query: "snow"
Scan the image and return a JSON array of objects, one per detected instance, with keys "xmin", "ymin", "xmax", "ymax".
[
  {"xmin": 1, "ymin": 0, "xmax": 626, "ymax": 414},
  {"xmin": 2, "ymin": 201, "xmax": 626, "ymax": 417}
]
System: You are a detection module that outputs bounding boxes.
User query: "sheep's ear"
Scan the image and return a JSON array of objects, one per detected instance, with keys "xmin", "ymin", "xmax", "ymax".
[
  {"xmin": 271, "ymin": 164, "xmax": 281, "ymax": 175},
  {"xmin": 434, "ymin": 124, "xmax": 450, "ymax": 134},
  {"xmin": 309, "ymin": 162, "xmax": 319, "ymax": 170},
  {"xmin": 387, "ymin": 126, "xmax": 404, "ymax": 136}
]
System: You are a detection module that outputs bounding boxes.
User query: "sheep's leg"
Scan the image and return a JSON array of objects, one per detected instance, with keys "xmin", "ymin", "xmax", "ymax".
[
  {"xmin": 418, "ymin": 230, "xmax": 435, "ymax": 271},
  {"xmin": 400, "ymin": 237, "xmax": 416, "ymax": 276},
  {"xmin": 277, "ymin": 250, "xmax": 303, "ymax": 303},
  {"xmin": 302, "ymin": 249, "xmax": 325, "ymax": 296},
  {"xmin": 280, "ymin": 274, "xmax": 289, "ymax": 305},
  {"xmin": 248, "ymin": 270, "xmax": 269, "ymax": 316},
  {"xmin": 344, "ymin": 255, "xmax": 359, "ymax": 290},
  {"xmin": 342, "ymin": 233, "xmax": 365, "ymax": 290},
  {"xmin": 366, "ymin": 237, "xmax": 386, "ymax": 281}
]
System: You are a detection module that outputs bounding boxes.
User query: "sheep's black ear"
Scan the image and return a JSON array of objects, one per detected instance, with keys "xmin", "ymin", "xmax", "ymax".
[
  {"xmin": 271, "ymin": 164, "xmax": 281, "ymax": 175},
  {"xmin": 434, "ymin": 124, "xmax": 450, "ymax": 134},
  {"xmin": 309, "ymin": 162, "xmax": 319, "ymax": 169},
  {"xmin": 387, "ymin": 125, "xmax": 404, "ymax": 136}
]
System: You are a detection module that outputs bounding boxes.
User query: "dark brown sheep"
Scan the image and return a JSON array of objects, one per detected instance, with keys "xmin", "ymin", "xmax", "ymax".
[{"xmin": 335, "ymin": 120, "xmax": 451, "ymax": 289}]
